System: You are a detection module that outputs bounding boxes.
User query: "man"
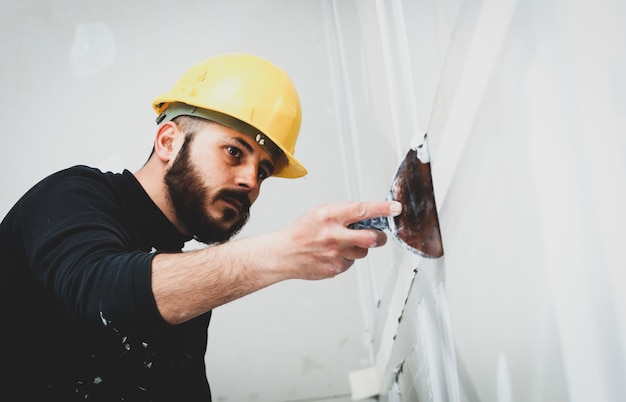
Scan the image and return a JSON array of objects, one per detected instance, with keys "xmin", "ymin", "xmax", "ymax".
[{"xmin": 0, "ymin": 53, "xmax": 401, "ymax": 401}]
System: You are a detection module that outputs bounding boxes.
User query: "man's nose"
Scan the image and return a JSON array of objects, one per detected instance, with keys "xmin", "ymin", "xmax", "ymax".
[{"xmin": 236, "ymin": 163, "xmax": 259, "ymax": 191}]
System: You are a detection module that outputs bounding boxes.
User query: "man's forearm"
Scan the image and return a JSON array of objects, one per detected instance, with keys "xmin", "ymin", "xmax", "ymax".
[
  {"xmin": 151, "ymin": 234, "xmax": 284, "ymax": 325},
  {"xmin": 151, "ymin": 201, "xmax": 399, "ymax": 325}
]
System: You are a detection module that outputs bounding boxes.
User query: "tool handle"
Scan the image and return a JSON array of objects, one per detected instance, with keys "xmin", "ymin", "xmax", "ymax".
[{"xmin": 348, "ymin": 216, "xmax": 389, "ymax": 231}]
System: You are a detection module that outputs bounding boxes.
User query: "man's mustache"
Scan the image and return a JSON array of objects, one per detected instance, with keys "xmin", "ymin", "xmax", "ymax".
[{"xmin": 216, "ymin": 189, "xmax": 251, "ymax": 213}]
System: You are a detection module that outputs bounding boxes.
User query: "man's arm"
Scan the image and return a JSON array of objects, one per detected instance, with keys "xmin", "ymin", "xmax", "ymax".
[{"xmin": 151, "ymin": 201, "xmax": 401, "ymax": 325}]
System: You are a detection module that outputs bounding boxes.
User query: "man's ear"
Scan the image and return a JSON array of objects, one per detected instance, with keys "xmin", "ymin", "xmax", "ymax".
[{"xmin": 153, "ymin": 121, "xmax": 182, "ymax": 163}]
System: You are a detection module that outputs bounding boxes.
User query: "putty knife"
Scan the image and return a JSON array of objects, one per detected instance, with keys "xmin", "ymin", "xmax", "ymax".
[{"xmin": 349, "ymin": 133, "xmax": 443, "ymax": 258}]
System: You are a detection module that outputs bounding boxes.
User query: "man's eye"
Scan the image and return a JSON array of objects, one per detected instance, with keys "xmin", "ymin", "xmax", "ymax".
[
  {"xmin": 227, "ymin": 146, "xmax": 241, "ymax": 158},
  {"xmin": 258, "ymin": 169, "xmax": 269, "ymax": 181}
]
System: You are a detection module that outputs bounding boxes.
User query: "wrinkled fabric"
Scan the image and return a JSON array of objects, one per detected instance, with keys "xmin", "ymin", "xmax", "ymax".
[{"xmin": 0, "ymin": 166, "xmax": 212, "ymax": 401}]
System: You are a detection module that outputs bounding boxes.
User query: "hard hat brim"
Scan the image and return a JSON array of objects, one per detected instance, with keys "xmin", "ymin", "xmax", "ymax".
[{"xmin": 154, "ymin": 101, "xmax": 307, "ymax": 178}]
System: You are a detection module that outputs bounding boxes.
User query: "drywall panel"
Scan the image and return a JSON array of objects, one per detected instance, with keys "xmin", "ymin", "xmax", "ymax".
[
  {"xmin": 327, "ymin": 0, "xmax": 626, "ymax": 401},
  {"xmin": 440, "ymin": 0, "xmax": 626, "ymax": 400},
  {"xmin": 439, "ymin": 5, "xmax": 572, "ymax": 397}
]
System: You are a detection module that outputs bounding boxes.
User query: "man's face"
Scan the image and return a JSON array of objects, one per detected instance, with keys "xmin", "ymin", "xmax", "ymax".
[{"xmin": 164, "ymin": 122, "xmax": 273, "ymax": 244}]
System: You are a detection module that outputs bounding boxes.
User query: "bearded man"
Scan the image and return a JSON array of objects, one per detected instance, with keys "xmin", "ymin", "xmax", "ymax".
[{"xmin": 0, "ymin": 53, "xmax": 401, "ymax": 401}]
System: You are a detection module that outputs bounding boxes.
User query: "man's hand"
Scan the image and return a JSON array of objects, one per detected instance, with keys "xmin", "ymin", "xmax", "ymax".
[{"xmin": 266, "ymin": 201, "xmax": 402, "ymax": 280}]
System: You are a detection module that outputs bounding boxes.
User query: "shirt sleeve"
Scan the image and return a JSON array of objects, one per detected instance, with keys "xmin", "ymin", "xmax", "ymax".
[{"xmin": 15, "ymin": 169, "xmax": 169, "ymax": 333}]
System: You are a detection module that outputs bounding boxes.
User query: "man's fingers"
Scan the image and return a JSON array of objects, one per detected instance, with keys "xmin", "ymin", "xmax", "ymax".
[
  {"xmin": 346, "ymin": 201, "xmax": 402, "ymax": 225},
  {"xmin": 353, "ymin": 227, "xmax": 388, "ymax": 248}
]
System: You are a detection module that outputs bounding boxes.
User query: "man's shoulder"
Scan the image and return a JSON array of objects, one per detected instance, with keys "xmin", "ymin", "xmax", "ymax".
[
  {"xmin": 50, "ymin": 164, "xmax": 114, "ymax": 180},
  {"xmin": 40, "ymin": 165, "xmax": 127, "ymax": 189},
  {"xmin": 18, "ymin": 165, "xmax": 129, "ymax": 210}
]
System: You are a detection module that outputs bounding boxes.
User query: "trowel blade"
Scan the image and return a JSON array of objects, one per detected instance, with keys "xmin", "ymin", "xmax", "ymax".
[
  {"xmin": 348, "ymin": 133, "xmax": 443, "ymax": 258},
  {"xmin": 389, "ymin": 146, "xmax": 443, "ymax": 258}
]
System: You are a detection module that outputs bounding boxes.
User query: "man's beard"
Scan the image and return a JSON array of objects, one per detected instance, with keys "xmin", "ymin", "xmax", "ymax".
[{"xmin": 164, "ymin": 133, "xmax": 251, "ymax": 244}]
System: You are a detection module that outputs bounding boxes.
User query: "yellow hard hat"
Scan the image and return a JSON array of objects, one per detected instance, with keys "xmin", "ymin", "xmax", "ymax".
[{"xmin": 152, "ymin": 53, "xmax": 307, "ymax": 178}]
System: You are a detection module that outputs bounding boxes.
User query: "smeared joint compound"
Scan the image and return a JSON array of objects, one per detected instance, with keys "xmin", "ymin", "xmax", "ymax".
[
  {"xmin": 395, "ymin": 272, "xmax": 420, "ymax": 330},
  {"xmin": 387, "ymin": 362, "xmax": 404, "ymax": 402},
  {"xmin": 410, "ymin": 132, "xmax": 431, "ymax": 164},
  {"xmin": 99, "ymin": 310, "xmax": 108, "ymax": 326}
]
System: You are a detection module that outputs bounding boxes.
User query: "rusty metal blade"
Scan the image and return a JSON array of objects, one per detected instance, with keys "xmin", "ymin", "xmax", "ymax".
[
  {"xmin": 389, "ymin": 146, "xmax": 443, "ymax": 258},
  {"xmin": 349, "ymin": 133, "xmax": 443, "ymax": 258}
]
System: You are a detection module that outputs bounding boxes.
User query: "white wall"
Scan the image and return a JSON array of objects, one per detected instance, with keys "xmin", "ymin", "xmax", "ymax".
[
  {"xmin": 4, "ymin": 0, "xmax": 626, "ymax": 401},
  {"xmin": 438, "ymin": 1, "xmax": 626, "ymax": 399}
]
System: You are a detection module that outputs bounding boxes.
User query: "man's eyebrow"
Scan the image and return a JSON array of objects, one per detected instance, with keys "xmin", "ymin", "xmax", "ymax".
[
  {"xmin": 234, "ymin": 137, "xmax": 275, "ymax": 175},
  {"xmin": 234, "ymin": 137, "xmax": 254, "ymax": 153}
]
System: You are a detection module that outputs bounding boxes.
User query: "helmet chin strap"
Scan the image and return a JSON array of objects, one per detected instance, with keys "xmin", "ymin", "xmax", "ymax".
[{"xmin": 156, "ymin": 102, "xmax": 285, "ymax": 165}]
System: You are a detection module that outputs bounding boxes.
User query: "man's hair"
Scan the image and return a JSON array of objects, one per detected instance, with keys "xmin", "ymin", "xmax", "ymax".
[
  {"xmin": 146, "ymin": 115, "xmax": 211, "ymax": 161},
  {"xmin": 173, "ymin": 115, "xmax": 210, "ymax": 135}
]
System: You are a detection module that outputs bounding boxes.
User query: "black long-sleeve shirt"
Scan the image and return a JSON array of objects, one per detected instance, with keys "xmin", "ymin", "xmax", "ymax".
[{"xmin": 0, "ymin": 165, "xmax": 212, "ymax": 401}]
